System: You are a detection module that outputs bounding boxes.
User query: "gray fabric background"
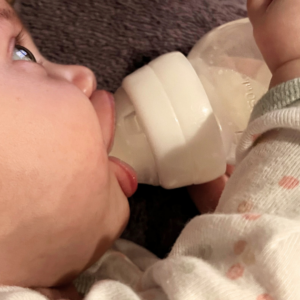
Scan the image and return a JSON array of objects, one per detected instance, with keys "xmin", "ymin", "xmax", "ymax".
[{"xmin": 16, "ymin": 0, "xmax": 247, "ymax": 258}]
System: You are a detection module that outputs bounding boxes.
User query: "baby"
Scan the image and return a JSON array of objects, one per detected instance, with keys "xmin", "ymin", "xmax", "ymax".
[
  {"xmin": 1, "ymin": 0, "xmax": 300, "ymax": 299},
  {"xmin": 0, "ymin": 0, "xmax": 137, "ymax": 289}
]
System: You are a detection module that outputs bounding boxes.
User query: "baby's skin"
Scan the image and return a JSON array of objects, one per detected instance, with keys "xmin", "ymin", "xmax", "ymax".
[
  {"xmin": 0, "ymin": 0, "xmax": 300, "ymax": 299},
  {"xmin": 248, "ymin": 0, "xmax": 300, "ymax": 87},
  {"xmin": 0, "ymin": 0, "xmax": 138, "ymax": 289}
]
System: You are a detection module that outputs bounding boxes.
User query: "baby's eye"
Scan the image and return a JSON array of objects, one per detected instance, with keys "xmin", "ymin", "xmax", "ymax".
[{"xmin": 12, "ymin": 45, "xmax": 36, "ymax": 63}]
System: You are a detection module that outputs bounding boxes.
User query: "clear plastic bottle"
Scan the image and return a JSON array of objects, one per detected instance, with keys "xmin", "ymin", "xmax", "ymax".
[{"xmin": 110, "ymin": 18, "xmax": 272, "ymax": 189}]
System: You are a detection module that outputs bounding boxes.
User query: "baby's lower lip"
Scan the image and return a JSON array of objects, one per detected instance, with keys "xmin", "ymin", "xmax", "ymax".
[
  {"xmin": 109, "ymin": 157, "xmax": 138, "ymax": 197},
  {"xmin": 90, "ymin": 90, "xmax": 138, "ymax": 196}
]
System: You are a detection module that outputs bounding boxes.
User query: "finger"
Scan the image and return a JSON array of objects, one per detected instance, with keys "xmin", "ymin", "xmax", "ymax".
[{"xmin": 247, "ymin": 0, "xmax": 273, "ymax": 23}]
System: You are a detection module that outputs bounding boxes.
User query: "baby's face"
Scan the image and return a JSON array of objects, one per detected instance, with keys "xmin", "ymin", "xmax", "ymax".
[{"xmin": 0, "ymin": 0, "xmax": 137, "ymax": 288}]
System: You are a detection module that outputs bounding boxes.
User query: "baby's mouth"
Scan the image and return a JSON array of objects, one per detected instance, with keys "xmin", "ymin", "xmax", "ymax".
[
  {"xmin": 109, "ymin": 157, "xmax": 138, "ymax": 197},
  {"xmin": 89, "ymin": 90, "xmax": 115, "ymax": 152},
  {"xmin": 89, "ymin": 90, "xmax": 138, "ymax": 197}
]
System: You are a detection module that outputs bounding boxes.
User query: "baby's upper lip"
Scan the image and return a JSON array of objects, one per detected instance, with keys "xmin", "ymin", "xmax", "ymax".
[{"xmin": 89, "ymin": 90, "xmax": 115, "ymax": 152}]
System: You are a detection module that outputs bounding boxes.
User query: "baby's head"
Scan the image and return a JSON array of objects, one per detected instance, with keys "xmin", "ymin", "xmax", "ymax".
[{"xmin": 0, "ymin": 0, "xmax": 137, "ymax": 288}]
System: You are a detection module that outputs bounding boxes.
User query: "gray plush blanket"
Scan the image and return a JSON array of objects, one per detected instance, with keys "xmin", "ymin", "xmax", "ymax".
[{"xmin": 16, "ymin": 0, "xmax": 247, "ymax": 258}]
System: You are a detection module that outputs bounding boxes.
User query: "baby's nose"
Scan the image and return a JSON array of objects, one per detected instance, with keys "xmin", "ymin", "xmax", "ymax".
[
  {"xmin": 63, "ymin": 65, "xmax": 97, "ymax": 97},
  {"xmin": 44, "ymin": 62, "xmax": 97, "ymax": 98}
]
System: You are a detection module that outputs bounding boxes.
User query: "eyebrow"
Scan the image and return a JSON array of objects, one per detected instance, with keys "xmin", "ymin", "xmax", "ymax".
[{"xmin": 0, "ymin": 8, "xmax": 17, "ymax": 21}]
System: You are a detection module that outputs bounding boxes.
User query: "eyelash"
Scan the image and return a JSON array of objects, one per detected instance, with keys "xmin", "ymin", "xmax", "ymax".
[{"xmin": 14, "ymin": 28, "xmax": 39, "ymax": 64}]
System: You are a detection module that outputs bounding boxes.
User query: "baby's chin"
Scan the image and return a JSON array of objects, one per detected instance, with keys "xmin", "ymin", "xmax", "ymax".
[{"xmin": 0, "ymin": 189, "xmax": 130, "ymax": 288}]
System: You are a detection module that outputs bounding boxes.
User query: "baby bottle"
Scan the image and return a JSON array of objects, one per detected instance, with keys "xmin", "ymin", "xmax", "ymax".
[{"xmin": 110, "ymin": 18, "xmax": 272, "ymax": 189}]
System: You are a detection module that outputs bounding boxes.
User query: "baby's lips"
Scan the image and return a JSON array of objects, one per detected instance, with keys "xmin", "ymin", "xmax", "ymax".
[
  {"xmin": 89, "ymin": 90, "xmax": 115, "ymax": 152},
  {"xmin": 90, "ymin": 90, "xmax": 138, "ymax": 197}
]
